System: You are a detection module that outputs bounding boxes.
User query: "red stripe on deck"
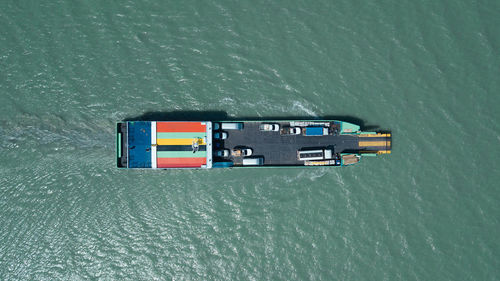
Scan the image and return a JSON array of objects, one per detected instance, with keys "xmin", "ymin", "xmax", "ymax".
[
  {"xmin": 157, "ymin": 157, "xmax": 207, "ymax": 168},
  {"xmin": 157, "ymin": 122, "xmax": 206, "ymax": 133},
  {"xmin": 157, "ymin": 164, "xmax": 203, "ymax": 168}
]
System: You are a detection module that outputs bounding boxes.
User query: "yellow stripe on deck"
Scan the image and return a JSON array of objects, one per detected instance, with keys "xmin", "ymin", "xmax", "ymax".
[
  {"xmin": 359, "ymin": 141, "xmax": 391, "ymax": 147},
  {"xmin": 157, "ymin": 138, "xmax": 207, "ymax": 145},
  {"xmin": 359, "ymin": 133, "xmax": 391, "ymax": 137}
]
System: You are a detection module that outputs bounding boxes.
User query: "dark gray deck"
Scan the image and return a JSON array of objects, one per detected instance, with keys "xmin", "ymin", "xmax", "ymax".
[{"xmin": 214, "ymin": 121, "xmax": 361, "ymax": 166}]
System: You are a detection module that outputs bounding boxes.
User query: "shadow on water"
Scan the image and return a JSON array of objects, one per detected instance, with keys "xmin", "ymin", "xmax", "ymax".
[{"xmin": 124, "ymin": 111, "xmax": 387, "ymax": 131}]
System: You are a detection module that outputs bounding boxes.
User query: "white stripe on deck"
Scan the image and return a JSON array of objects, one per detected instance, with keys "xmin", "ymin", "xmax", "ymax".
[
  {"xmin": 206, "ymin": 121, "xmax": 212, "ymax": 169},
  {"xmin": 151, "ymin": 121, "xmax": 157, "ymax": 169}
]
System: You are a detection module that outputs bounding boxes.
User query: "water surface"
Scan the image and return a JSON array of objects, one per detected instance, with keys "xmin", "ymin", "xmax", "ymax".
[{"xmin": 1, "ymin": 0, "xmax": 499, "ymax": 280}]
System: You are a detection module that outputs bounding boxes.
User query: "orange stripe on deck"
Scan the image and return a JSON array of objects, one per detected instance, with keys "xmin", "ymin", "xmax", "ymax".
[
  {"xmin": 157, "ymin": 157, "xmax": 207, "ymax": 168},
  {"xmin": 157, "ymin": 122, "xmax": 206, "ymax": 133}
]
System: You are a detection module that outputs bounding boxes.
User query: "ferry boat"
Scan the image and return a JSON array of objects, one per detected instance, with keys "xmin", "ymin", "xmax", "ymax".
[{"xmin": 116, "ymin": 120, "xmax": 391, "ymax": 169}]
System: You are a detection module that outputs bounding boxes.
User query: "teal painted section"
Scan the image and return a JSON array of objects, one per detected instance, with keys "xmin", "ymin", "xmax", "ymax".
[
  {"xmin": 212, "ymin": 162, "xmax": 234, "ymax": 168},
  {"xmin": 157, "ymin": 132, "xmax": 206, "ymax": 139},
  {"xmin": 341, "ymin": 122, "xmax": 360, "ymax": 133}
]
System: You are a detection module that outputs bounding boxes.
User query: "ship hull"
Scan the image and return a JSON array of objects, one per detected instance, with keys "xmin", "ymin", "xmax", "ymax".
[{"xmin": 117, "ymin": 120, "xmax": 391, "ymax": 169}]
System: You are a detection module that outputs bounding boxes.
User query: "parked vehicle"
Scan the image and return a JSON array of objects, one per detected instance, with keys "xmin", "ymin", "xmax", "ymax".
[
  {"xmin": 232, "ymin": 147, "xmax": 253, "ymax": 157},
  {"xmin": 222, "ymin": 122, "xmax": 243, "ymax": 130},
  {"xmin": 242, "ymin": 157, "xmax": 264, "ymax": 166},
  {"xmin": 215, "ymin": 149, "xmax": 230, "ymax": 157},
  {"xmin": 214, "ymin": 132, "xmax": 228, "ymax": 139},
  {"xmin": 214, "ymin": 122, "xmax": 244, "ymax": 130},
  {"xmin": 259, "ymin": 123, "xmax": 280, "ymax": 131},
  {"xmin": 304, "ymin": 127, "xmax": 329, "ymax": 136},
  {"xmin": 241, "ymin": 148, "xmax": 253, "ymax": 156},
  {"xmin": 297, "ymin": 149, "xmax": 333, "ymax": 161},
  {"xmin": 281, "ymin": 127, "xmax": 301, "ymax": 135}
]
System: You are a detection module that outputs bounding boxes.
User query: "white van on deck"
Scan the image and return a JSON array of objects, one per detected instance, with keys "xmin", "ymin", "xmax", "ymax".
[{"xmin": 242, "ymin": 157, "xmax": 264, "ymax": 166}]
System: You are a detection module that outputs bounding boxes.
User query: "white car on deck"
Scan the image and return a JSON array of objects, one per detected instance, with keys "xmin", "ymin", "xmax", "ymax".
[
  {"xmin": 259, "ymin": 123, "xmax": 280, "ymax": 132},
  {"xmin": 215, "ymin": 149, "xmax": 230, "ymax": 157},
  {"xmin": 290, "ymin": 127, "xmax": 301, "ymax": 135},
  {"xmin": 282, "ymin": 127, "xmax": 301, "ymax": 135},
  {"xmin": 232, "ymin": 147, "xmax": 253, "ymax": 157},
  {"xmin": 214, "ymin": 132, "xmax": 228, "ymax": 139}
]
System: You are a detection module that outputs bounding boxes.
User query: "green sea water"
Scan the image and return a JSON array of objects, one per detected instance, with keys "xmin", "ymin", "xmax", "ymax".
[{"xmin": 1, "ymin": 0, "xmax": 500, "ymax": 280}]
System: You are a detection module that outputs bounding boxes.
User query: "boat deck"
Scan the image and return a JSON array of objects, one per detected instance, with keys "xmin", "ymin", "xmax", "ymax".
[
  {"xmin": 116, "ymin": 120, "xmax": 391, "ymax": 168},
  {"xmin": 215, "ymin": 121, "xmax": 363, "ymax": 166}
]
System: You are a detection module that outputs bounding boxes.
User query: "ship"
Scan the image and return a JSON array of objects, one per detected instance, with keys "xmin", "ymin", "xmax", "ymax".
[{"xmin": 116, "ymin": 120, "xmax": 391, "ymax": 169}]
